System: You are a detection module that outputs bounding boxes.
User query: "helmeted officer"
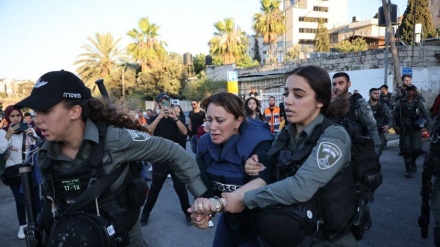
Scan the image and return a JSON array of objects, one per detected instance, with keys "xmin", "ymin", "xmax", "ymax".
[{"xmin": 393, "ymin": 84, "xmax": 431, "ymax": 178}]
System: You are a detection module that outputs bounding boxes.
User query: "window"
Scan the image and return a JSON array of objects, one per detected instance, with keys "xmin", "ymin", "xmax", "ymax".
[
  {"xmin": 299, "ymin": 17, "xmax": 328, "ymax": 23},
  {"xmin": 263, "ymin": 51, "xmax": 267, "ymax": 54},
  {"xmin": 313, "ymin": 6, "xmax": 328, "ymax": 12},
  {"xmin": 298, "ymin": 39, "xmax": 315, "ymax": 45},
  {"xmin": 299, "ymin": 28, "xmax": 317, "ymax": 33},
  {"xmin": 277, "ymin": 41, "xmax": 283, "ymax": 47}
]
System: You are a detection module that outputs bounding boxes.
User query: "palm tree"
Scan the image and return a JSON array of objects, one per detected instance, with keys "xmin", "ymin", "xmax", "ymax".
[
  {"xmin": 208, "ymin": 18, "xmax": 249, "ymax": 65},
  {"xmin": 127, "ymin": 17, "xmax": 167, "ymax": 71},
  {"xmin": 74, "ymin": 33, "xmax": 127, "ymax": 92},
  {"xmin": 252, "ymin": 0, "xmax": 286, "ymax": 63}
]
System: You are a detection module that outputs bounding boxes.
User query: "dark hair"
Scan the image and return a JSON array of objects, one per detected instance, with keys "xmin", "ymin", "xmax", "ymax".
[
  {"xmin": 244, "ymin": 97, "xmax": 265, "ymax": 121},
  {"xmin": 285, "ymin": 65, "xmax": 349, "ymax": 119},
  {"xmin": 2, "ymin": 105, "xmax": 24, "ymax": 131},
  {"xmin": 268, "ymin": 96, "xmax": 275, "ymax": 100},
  {"xmin": 201, "ymin": 92, "xmax": 245, "ymax": 120},
  {"xmin": 380, "ymin": 85, "xmax": 388, "ymax": 90},
  {"xmin": 332, "ymin": 72, "xmax": 350, "ymax": 82},
  {"xmin": 61, "ymin": 98, "xmax": 149, "ymax": 133},
  {"xmin": 24, "ymin": 112, "xmax": 32, "ymax": 117},
  {"xmin": 402, "ymin": 74, "xmax": 412, "ymax": 80},
  {"xmin": 369, "ymin": 88, "xmax": 379, "ymax": 93},
  {"xmin": 173, "ymin": 105, "xmax": 185, "ymax": 121}
]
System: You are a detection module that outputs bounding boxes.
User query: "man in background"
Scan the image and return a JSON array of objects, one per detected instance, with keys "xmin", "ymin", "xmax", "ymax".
[
  {"xmin": 264, "ymin": 96, "xmax": 282, "ymax": 134},
  {"xmin": 140, "ymin": 92, "xmax": 193, "ymax": 226}
]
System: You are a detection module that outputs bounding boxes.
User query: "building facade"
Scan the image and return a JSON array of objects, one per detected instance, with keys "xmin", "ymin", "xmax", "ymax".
[{"xmin": 247, "ymin": 0, "xmax": 348, "ymax": 64}]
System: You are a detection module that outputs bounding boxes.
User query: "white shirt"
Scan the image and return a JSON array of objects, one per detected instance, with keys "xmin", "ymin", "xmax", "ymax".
[{"xmin": 0, "ymin": 128, "xmax": 36, "ymax": 168}]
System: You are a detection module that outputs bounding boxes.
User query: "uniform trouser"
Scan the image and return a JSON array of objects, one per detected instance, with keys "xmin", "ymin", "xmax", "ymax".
[
  {"xmin": 402, "ymin": 130, "xmax": 422, "ymax": 164},
  {"xmin": 431, "ymin": 177, "xmax": 440, "ymax": 246},
  {"xmin": 378, "ymin": 132, "xmax": 387, "ymax": 157},
  {"xmin": 142, "ymin": 162, "xmax": 191, "ymax": 217},
  {"xmin": 311, "ymin": 232, "xmax": 358, "ymax": 247},
  {"xmin": 126, "ymin": 221, "xmax": 143, "ymax": 247}
]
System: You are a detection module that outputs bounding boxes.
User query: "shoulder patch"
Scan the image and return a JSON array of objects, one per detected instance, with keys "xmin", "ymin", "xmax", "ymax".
[
  {"xmin": 125, "ymin": 129, "xmax": 151, "ymax": 141},
  {"xmin": 316, "ymin": 142, "xmax": 342, "ymax": 169}
]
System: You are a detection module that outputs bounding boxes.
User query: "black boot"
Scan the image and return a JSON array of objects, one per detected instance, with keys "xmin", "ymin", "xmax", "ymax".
[
  {"xmin": 405, "ymin": 163, "xmax": 412, "ymax": 178},
  {"xmin": 411, "ymin": 162, "xmax": 417, "ymax": 173}
]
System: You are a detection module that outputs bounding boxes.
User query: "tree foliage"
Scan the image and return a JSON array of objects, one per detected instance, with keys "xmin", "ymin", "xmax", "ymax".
[
  {"xmin": 136, "ymin": 56, "xmax": 184, "ymax": 100},
  {"xmin": 127, "ymin": 17, "xmax": 168, "ymax": 71},
  {"xmin": 74, "ymin": 33, "xmax": 127, "ymax": 94},
  {"xmin": 333, "ymin": 37, "xmax": 368, "ymax": 53},
  {"xmin": 253, "ymin": 36, "xmax": 262, "ymax": 63},
  {"xmin": 193, "ymin": 53, "xmax": 206, "ymax": 75},
  {"xmin": 236, "ymin": 55, "xmax": 260, "ymax": 68},
  {"xmin": 285, "ymin": 44, "xmax": 302, "ymax": 61},
  {"xmin": 252, "ymin": 0, "xmax": 286, "ymax": 63},
  {"xmin": 314, "ymin": 19, "xmax": 330, "ymax": 52},
  {"xmin": 209, "ymin": 18, "xmax": 249, "ymax": 64},
  {"xmin": 399, "ymin": 0, "xmax": 435, "ymax": 44},
  {"xmin": 182, "ymin": 77, "xmax": 227, "ymax": 101}
]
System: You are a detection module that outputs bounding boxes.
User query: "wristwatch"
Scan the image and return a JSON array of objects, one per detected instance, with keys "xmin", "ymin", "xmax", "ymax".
[
  {"xmin": 209, "ymin": 197, "xmax": 222, "ymax": 213},
  {"xmin": 174, "ymin": 118, "xmax": 179, "ymax": 122}
]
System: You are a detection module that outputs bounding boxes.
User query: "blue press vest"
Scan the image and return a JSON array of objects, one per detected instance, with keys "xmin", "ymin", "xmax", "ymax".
[{"xmin": 198, "ymin": 119, "xmax": 273, "ymax": 195}]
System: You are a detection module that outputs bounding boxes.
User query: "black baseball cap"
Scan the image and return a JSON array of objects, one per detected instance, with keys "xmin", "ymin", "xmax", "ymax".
[
  {"xmin": 155, "ymin": 92, "xmax": 170, "ymax": 103},
  {"xmin": 15, "ymin": 70, "xmax": 91, "ymax": 110}
]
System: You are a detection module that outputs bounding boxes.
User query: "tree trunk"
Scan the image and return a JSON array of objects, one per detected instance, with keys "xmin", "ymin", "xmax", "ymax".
[{"xmin": 382, "ymin": 0, "xmax": 402, "ymax": 89}]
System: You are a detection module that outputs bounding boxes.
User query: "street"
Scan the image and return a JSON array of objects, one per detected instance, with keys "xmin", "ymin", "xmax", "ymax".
[{"xmin": 0, "ymin": 135, "xmax": 436, "ymax": 247}]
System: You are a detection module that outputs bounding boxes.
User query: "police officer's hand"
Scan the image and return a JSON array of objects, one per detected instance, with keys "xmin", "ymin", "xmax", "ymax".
[
  {"xmin": 244, "ymin": 154, "xmax": 266, "ymax": 176},
  {"xmin": 221, "ymin": 191, "xmax": 246, "ymax": 213},
  {"xmin": 190, "ymin": 197, "xmax": 217, "ymax": 215},
  {"xmin": 382, "ymin": 125, "xmax": 390, "ymax": 133}
]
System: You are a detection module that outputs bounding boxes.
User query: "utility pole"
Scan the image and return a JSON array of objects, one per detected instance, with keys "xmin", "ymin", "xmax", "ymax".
[
  {"xmin": 411, "ymin": 0, "xmax": 417, "ymax": 66},
  {"xmin": 382, "ymin": 0, "xmax": 402, "ymax": 88}
]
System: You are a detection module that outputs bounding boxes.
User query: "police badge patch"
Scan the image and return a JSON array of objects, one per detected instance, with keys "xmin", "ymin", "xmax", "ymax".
[
  {"xmin": 126, "ymin": 129, "xmax": 151, "ymax": 141},
  {"xmin": 316, "ymin": 142, "xmax": 342, "ymax": 169}
]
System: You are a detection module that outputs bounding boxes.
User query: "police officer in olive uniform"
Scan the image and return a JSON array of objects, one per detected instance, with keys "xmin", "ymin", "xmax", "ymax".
[
  {"xmin": 332, "ymin": 72, "xmax": 382, "ymax": 156},
  {"xmin": 369, "ymin": 88, "xmax": 394, "ymax": 157},
  {"xmin": 14, "ymin": 70, "xmax": 207, "ymax": 247},
  {"xmin": 426, "ymin": 112, "xmax": 440, "ymax": 246},
  {"xmin": 221, "ymin": 66, "xmax": 359, "ymax": 246},
  {"xmin": 379, "ymin": 84, "xmax": 393, "ymax": 109},
  {"xmin": 393, "ymin": 84, "xmax": 431, "ymax": 178}
]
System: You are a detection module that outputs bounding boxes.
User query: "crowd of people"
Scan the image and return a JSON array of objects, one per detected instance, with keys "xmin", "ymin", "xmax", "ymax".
[{"xmin": 1, "ymin": 67, "xmax": 440, "ymax": 247}]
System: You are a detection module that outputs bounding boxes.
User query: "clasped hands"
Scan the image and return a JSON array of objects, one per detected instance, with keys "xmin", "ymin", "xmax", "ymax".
[{"xmin": 188, "ymin": 154, "xmax": 266, "ymax": 229}]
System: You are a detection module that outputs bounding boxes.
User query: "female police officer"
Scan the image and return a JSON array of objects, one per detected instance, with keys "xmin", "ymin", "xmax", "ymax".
[
  {"xmin": 192, "ymin": 65, "xmax": 359, "ymax": 246},
  {"xmin": 14, "ymin": 70, "xmax": 207, "ymax": 246}
]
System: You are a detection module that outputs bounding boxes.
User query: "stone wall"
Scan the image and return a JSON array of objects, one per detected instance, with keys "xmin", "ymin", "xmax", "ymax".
[{"xmin": 237, "ymin": 46, "xmax": 440, "ymax": 111}]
